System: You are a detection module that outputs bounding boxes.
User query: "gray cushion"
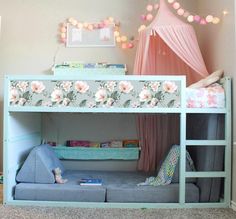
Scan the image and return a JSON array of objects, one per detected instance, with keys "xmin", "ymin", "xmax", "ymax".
[
  {"xmin": 15, "ymin": 183, "xmax": 106, "ymax": 202},
  {"xmin": 16, "ymin": 144, "xmax": 64, "ymax": 184},
  {"xmin": 107, "ymin": 183, "xmax": 199, "ymax": 203},
  {"xmin": 15, "ymin": 170, "xmax": 199, "ymax": 203}
]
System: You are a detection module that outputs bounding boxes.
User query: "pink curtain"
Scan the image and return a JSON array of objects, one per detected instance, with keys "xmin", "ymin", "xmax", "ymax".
[
  {"xmin": 133, "ymin": 0, "xmax": 209, "ymax": 172},
  {"xmin": 137, "ymin": 114, "xmax": 180, "ymax": 172}
]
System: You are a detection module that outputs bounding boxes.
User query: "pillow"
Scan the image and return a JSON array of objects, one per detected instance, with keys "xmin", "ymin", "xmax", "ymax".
[
  {"xmin": 16, "ymin": 144, "xmax": 64, "ymax": 184},
  {"xmin": 138, "ymin": 145, "xmax": 195, "ymax": 186},
  {"xmin": 138, "ymin": 145, "xmax": 180, "ymax": 186},
  {"xmin": 172, "ymin": 153, "xmax": 196, "ymax": 183}
]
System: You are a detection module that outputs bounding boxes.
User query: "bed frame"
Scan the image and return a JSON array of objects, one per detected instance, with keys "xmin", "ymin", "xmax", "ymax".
[{"xmin": 3, "ymin": 75, "xmax": 232, "ymax": 208}]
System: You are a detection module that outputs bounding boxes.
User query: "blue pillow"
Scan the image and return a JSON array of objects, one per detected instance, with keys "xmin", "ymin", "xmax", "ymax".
[{"xmin": 16, "ymin": 144, "xmax": 64, "ymax": 184}]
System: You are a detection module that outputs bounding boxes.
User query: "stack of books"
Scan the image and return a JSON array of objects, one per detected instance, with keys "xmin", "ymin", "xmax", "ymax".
[{"xmin": 79, "ymin": 178, "xmax": 102, "ymax": 186}]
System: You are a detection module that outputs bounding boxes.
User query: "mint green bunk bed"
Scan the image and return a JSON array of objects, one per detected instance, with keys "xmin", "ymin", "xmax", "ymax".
[{"xmin": 3, "ymin": 75, "xmax": 231, "ymax": 208}]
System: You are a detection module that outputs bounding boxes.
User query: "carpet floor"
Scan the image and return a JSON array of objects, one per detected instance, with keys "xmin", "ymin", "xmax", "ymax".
[{"xmin": 1, "ymin": 185, "xmax": 236, "ymax": 219}]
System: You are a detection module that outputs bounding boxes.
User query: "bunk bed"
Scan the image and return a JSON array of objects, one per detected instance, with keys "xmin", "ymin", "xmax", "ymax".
[{"xmin": 3, "ymin": 74, "xmax": 231, "ymax": 208}]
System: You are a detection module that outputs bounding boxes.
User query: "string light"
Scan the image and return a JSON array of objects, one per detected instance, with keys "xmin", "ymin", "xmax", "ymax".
[
  {"xmin": 223, "ymin": 10, "xmax": 229, "ymax": 16},
  {"xmin": 59, "ymin": 17, "xmax": 135, "ymax": 50},
  {"xmin": 140, "ymin": 1, "xmax": 221, "ymax": 27}
]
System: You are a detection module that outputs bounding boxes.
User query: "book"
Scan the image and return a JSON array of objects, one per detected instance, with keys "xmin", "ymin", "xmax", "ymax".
[{"xmin": 79, "ymin": 178, "xmax": 102, "ymax": 186}]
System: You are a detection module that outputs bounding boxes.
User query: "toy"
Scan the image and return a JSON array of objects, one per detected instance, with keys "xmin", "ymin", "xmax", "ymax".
[{"xmin": 53, "ymin": 167, "xmax": 68, "ymax": 184}]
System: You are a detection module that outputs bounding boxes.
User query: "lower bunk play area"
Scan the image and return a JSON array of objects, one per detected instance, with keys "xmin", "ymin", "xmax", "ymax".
[{"xmin": 3, "ymin": 75, "xmax": 231, "ymax": 208}]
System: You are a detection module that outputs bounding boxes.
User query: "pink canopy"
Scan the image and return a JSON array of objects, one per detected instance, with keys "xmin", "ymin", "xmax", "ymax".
[
  {"xmin": 134, "ymin": 0, "xmax": 209, "ymax": 85},
  {"xmin": 134, "ymin": 0, "xmax": 209, "ymax": 172}
]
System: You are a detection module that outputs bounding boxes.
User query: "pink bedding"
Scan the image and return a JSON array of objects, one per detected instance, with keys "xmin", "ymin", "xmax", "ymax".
[{"xmin": 186, "ymin": 83, "xmax": 225, "ymax": 108}]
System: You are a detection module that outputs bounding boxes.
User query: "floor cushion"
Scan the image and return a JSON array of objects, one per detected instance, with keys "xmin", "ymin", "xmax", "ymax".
[{"xmin": 16, "ymin": 144, "xmax": 64, "ymax": 184}]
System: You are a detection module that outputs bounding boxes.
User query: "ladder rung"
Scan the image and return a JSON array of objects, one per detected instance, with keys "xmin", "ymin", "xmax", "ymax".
[
  {"xmin": 185, "ymin": 171, "xmax": 226, "ymax": 178},
  {"xmin": 186, "ymin": 140, "xmax": 226, "ymax": 146}
]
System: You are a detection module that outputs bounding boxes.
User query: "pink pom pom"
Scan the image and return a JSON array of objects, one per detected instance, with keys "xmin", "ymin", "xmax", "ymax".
[
  {"xmin": 146, "ymin": 13, "xmax": 153, "ymax": 21},
  {"xmin": 103, "ymin": 19, "xmax": 109, "ymax": 25},
  {"xmin": 140, "ymin": 14, "xmax": 146, "ymax": 21},
  {"xmin": 154, "ymin": 4, "xmax": 159, "ymax": 10},
  {"xmin": 194, "ymin": 15, "xmax": 201, "ymax": 22},
  {"xmin": 173, "ymin": 2, "xmax": 180, "ymax": 10},
  {"xmin": 98, "ymin": 23, "xmax": 105, "ymax": 28},
  {"xmin": 177, "ymin": 8, "xmax": 184, "ymax": 16},
  {"xmin": 200, "ymin": 19, "xmax": 207, "ymax": 25},
  {"xmin": 128, "ymin": 42, "xmax": 134, "ymax": 49},
  {"xmin": 146, "ymin": 4, "xmax": 153, "ymax": 12}
]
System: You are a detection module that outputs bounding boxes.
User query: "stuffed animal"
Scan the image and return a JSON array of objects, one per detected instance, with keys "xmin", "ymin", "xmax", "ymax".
[
  {"xmin": 188, "ymin": 69, "xmax": 224, "ymax": 89},
  {"xmin": 53, "ymin": 167, "xmax": 68, "ymax": 184}
]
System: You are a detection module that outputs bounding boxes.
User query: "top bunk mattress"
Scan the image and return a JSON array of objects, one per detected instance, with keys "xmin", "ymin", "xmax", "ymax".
[{"xmin": 186, "ymin": 83, "xmax": 225, "ymax": 108}]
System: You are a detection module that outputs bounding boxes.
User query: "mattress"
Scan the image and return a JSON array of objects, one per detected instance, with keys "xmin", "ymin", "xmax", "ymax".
[
  {"xmin": 15, "ymin": 170, "xmax": 199, "ymax": 203},
  {"xmin": 186, "ymin": 83, "xmax": 225, "ymax": 108}
]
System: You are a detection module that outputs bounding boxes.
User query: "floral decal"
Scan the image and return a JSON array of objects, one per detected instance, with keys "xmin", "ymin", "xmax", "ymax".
[
  {"xmin": 9, "ymin": 80, "xmax": 181, "ymax": 108},
  {"xmin": 31, "ymin": 81, "xmax": 45, "ymax": 94}
]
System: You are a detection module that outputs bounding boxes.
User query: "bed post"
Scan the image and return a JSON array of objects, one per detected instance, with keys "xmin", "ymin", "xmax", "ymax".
[
  {"xmin": 179, "ymin": 76, "xmax": 187, "ymax": 205},
  {"xmin": 224, "ymin": 77, "xmax": 232, "ymax": 206}
]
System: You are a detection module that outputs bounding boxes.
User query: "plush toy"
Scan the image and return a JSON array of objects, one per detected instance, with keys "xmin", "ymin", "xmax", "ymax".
[
  {"xmin": 188, "ymin": 69, "xmax": 224, "ymax": 89},
  {"xmin": 53, "ymin": 167, "xmax": 68, "ymax": 184}
]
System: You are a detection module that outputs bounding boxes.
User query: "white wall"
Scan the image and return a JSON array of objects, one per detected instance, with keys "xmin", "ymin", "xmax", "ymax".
[
  {"xmin": 0, "ymin": 0, "xmax": 198, "ymax": 172},
  {"xmin": 196, "ymin": 0, "xmax": 236, "ymax": 203},
  {"xmin": 0, "ymin": 0, "xmax": 148, "ymax": 172}
]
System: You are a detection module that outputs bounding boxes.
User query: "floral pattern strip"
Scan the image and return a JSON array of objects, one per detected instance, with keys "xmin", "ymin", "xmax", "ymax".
[{"xmin": 9, "ymin": 80, "xmax": 181, "ymax": 108}]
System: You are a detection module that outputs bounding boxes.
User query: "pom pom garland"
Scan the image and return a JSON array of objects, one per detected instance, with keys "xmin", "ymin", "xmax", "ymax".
[
  {"xmin": 212, "ymin": 17, "xmax": 220, "ymax": 24},
  {"xmin": 177, "ymin": 8, "xmax": 185, "ymax": 16},
  {"xmin": 154, "ymin": 4, "xmax": 159, "ymax": 10},
  {"xmin": 187, "ymin": 15, "xmax": 194, "ymax": 23},
  {"xmin": 173, "ymin": 2, "xmax": 180, "ymax": 10},
  {"xmin": 146, "ymin": 13, "xmax": 153, "ymax": 21},
  {"xmin": 194, "ymin": 15, "xmax": 201, "ymax": 22},
  {"xmin": 59, "ymin": 17, "xmax": 136, "ymax": 50},
  {"xmin": 206, "ymin": 15, "xmax": 214, "ymax": 23},
  {"xmin": 146, "ymin": 4, "xmax": 153, "ymax": 12},
  {"xmin": 141, "ymin": 1, "xmax": 220, "ymax": 26}
]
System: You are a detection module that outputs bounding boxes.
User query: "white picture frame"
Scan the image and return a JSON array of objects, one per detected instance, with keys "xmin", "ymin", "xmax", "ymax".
[{"xmin": 66, "ymin": 23, "xmax": 116, "ymax": 48}]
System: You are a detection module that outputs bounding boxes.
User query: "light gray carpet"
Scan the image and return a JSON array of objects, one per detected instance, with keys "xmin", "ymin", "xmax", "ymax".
[{"xmin": 0, "ymin": 206, "xmax": 236, "ymax": 219}]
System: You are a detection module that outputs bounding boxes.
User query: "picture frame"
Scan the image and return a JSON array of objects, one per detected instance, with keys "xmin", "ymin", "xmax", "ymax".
[{"xmin": 66, "ymin": 23, "xmax": 116, "ymax": 48}]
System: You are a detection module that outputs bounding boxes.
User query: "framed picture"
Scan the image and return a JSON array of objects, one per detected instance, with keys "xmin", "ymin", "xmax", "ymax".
[{"xmin": 66, "ymin": 23, "xmax": 116, "ymax": 47}]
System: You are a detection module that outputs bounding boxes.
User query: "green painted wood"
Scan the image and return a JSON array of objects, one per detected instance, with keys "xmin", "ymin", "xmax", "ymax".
[
  {"xmin": 186, "ymin": 108, "xmax": 227, "ymax": 114},
  {"xmin": 7, "ymin": 132, "xmax": 41, "ymax": 143},
  {"xmin": 3, "ymin": 75, "xmax": 232, "ymax": 208},
  {"xmin": 8, "ymin": 106, "xmax": 183, "ymax": 113},
  {"xmin": 3, "ymin": 77, "xmax": 10, "ymax": 204},
  {"xmin": 179, "ymin": 113, "xmax": 186, "ymax": 204},
  {"xmin": 54, "ymin": 68, "xmax": 126, "ymax": 76},
  {"xmin": 186, "ymin": 140, "xmax": 226, "ymax": 146},
  {"xmin": 224, "ymin": 77, "xmax": 232, "ymax": 206},
  {"xmin": 185, "ymin": 171, "xmax": 226, "ymax": 178},
  {"xmin": 6, "ymin": 75, "xmax": 186, "ymax": 82},
  {"xmin": 53, "ymin": 146, "xmax": 139, "ymax": 160}
]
